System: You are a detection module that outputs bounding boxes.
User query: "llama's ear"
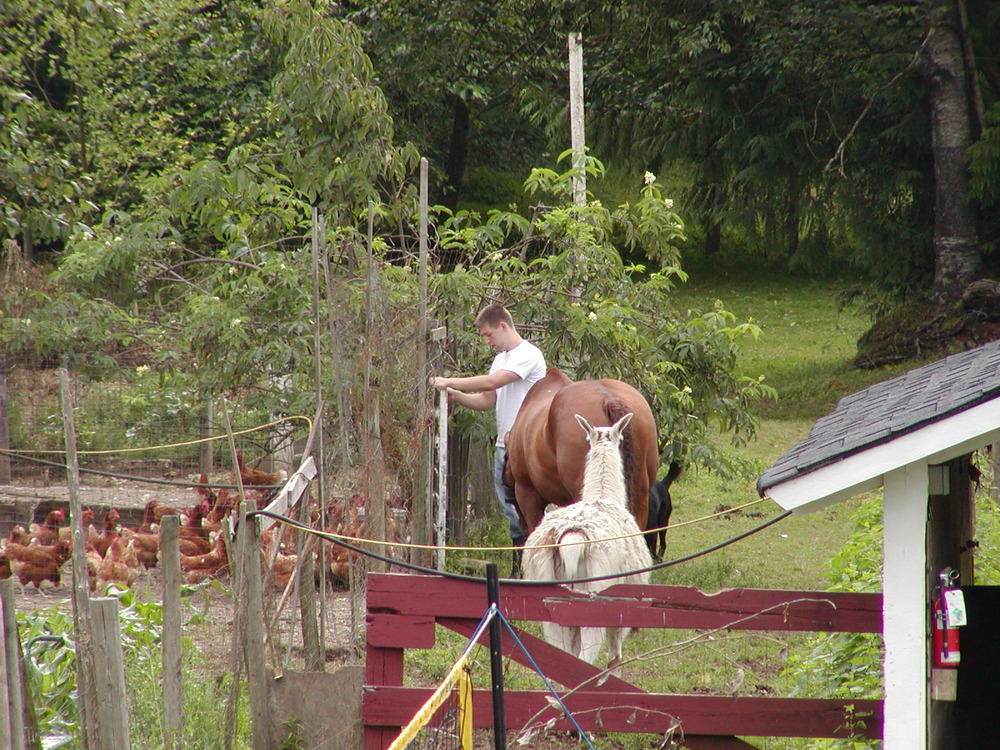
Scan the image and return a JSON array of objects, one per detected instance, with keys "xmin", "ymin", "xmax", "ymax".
[
  {"xmin": 574, "ymin": 414, "xmax": 593, "ymax": 434},
  {"xmin": 612, "ymin": 412, "xmax": 634, "ymax": 436}
]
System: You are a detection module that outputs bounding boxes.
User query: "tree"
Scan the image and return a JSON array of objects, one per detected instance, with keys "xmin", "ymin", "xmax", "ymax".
[{"xmin": 917, "ymin": 0, "xmax": 984, "ymax": 298}]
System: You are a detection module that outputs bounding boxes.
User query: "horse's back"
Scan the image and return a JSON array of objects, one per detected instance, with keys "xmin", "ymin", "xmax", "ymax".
[{"xmin": 506, "ymin": 368, "xmax": 659, "ymax": 534}]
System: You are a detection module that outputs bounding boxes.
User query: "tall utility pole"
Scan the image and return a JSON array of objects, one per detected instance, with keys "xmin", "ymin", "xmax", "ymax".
[{"xmin": 568, "ymin": 32, "xmax": 586, "ymax": 206}]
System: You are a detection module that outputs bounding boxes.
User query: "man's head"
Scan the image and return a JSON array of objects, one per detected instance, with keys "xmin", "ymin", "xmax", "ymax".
[{"xmin": 475, "ymin": 304, "xmax": 519, "ymax": 352}]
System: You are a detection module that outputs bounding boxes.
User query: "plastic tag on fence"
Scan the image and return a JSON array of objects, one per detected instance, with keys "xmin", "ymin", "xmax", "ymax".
[
  {"xmin": 944, "ymin": 588, "xmax": 968, "ymax": 627},
  {"xmin": 259, "ymin": 455, "xmax": 317, "ymax": 532}
]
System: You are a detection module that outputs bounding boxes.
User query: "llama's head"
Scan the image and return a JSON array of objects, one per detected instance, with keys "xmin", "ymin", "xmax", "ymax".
[
  {"xmin": 575, "ymin": 412, "xmax": 633, "ymax": 506},
  {"xmin": 574, "ymin": 412, "xmax": 633, "ymax": 448}
]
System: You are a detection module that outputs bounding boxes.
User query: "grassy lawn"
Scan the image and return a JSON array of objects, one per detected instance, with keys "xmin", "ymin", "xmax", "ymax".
[{"xmin": 661, "ymin": 265, "xmax": 884, "ymax": 593}]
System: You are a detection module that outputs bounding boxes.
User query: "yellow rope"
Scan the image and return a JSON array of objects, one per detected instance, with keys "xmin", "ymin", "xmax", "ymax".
[
  {"xmin": 387, "ymin": 651, "xmax": 472, "ymax": 750},
  {"xmin": 4, "ymin": 416, "xmax": 312, "ymax": 455},
  {"xmin": 314, "ymin": 496, "xmax": 770, "ymax": 553}
]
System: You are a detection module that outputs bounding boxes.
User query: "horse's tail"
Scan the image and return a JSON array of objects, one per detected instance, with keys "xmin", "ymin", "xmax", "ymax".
[{"xmin": 603, "ymin": 396, "xmax": 635, "ymax": 511}]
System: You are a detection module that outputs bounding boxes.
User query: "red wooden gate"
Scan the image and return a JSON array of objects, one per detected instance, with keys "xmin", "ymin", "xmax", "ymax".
[{"xmin": 363, "ymin": 573, "xmax": 883, "ymax": 749}]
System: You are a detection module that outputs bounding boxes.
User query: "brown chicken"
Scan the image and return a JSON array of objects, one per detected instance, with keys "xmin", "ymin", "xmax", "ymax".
[
  {"xmin": 178, "ymin": 535, "xmax": 211, "ymax": 556},
  {"xmin": 204, "ymin": 488, "xmax": 237, "ymax": 534},
  {"xmin": 141, "ymin": 498, "xmax": 180, "ymax": 529},
  {"xmin": 179, "ymin": 500, "xmax": 212, "ymax": 542},
  {"xmin": 195, "ymin": 473, "xmax": 218, "ymax": 507},
  {"xmin": 96, "ymin": 536, "xmax": 141, "ymax": 589},
  {"xmin": 29, "ymin": 508, "xmax": 66, "ymax": 547},
  {"xmin": 88, "ymin": 508, "xmax": 120, "ymax": 557},
  {"xmin": 235, "ymin": 450, "xmax": 287, "ymax": 488},
  {"xmin": 268, "ymin": 551, "xmax": 298, "ymax": 591},
  {"xmin": 2, "ymin": 538, "xmax": 70, "ymax": 592},
  {"xmin": 58, "ymin": 507, "xmax": 95, "ymax": 545},
  {"xmin": 120, "ymin": 527, "xmax": 160, "ymax": 568},
  {"xmin": 180, "ymin": 533, "xmax": 229, "ymax": 584}
]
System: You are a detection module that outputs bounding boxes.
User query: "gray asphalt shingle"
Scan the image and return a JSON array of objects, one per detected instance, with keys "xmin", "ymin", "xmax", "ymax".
[{"xmin": 757, "ymin": 339, "xmax": 1000, "ymax": 496}]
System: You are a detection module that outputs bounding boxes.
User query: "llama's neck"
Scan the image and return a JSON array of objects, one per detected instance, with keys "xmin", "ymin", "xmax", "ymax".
[{"xmin": 580, "ymin": 439, "xmax": 627, "ymax": 507}]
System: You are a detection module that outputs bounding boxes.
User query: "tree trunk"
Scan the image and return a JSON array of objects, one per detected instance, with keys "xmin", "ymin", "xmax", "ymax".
[
  {"xmin": 443, "ymin": 95, "xmax": 471, "ymax": 214},
  {"xmin": 704, "ymin": 221, "xmax": 721, "ymax": 258},
  {"xmin": 918, "ymin": 0, "xmax": 982, "ymax": 299}
]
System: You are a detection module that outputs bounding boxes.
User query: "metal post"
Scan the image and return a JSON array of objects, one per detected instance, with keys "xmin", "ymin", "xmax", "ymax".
[{"xmin": 486, "ymin": 563, "xmax": 506, "ymax": 750}]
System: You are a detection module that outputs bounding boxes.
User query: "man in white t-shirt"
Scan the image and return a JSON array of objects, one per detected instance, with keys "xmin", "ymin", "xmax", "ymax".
[{"xmin": 432, "ymin": 304, "xmax": 546, "ymax": 555}]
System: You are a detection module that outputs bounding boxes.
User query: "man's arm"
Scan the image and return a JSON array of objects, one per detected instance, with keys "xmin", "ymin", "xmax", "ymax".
[{"xmin": 432, "ymin": 370, "xmax": 520, "ymax": 411}]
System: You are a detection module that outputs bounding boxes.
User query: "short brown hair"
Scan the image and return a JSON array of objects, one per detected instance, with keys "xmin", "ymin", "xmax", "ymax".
[{"xmin": 475, "ymin": 304, "xmax": 513, "ymax": 329}]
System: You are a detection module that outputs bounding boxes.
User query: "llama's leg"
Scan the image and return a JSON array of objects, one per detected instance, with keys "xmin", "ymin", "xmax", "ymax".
[
  {"xmin": 605, "ymin": 628, "xmax": 625, "ymax": 673},
  {"xmin": 542, "ymin": 622, "xmax": 569, "ymax": 653},
  {"xmin": 577, "ymin": 627, "xmax": 605, "ymax": 665}
]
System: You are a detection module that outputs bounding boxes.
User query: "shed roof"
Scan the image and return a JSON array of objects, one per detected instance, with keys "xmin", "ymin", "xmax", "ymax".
[{"xmin": 757, "ymin": 338, "xmax": 1000, "ymax": 497}]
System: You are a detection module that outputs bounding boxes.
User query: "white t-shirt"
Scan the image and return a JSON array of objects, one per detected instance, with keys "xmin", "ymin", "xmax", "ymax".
[{"xmin": 491, "ymin": 340, "xmax": 546, "ymax": 448}]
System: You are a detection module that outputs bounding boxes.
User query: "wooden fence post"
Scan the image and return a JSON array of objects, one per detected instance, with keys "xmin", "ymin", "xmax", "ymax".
[
  {"xmin": 90, "ymin": 597, "xmax": 130, "ymax": 749},
  {"xmin": 0, "ymin": 588, "xmax": 13, "ymax": 749},
  {"xmin": 160, "ymin": 515, "xmax": 184, "ymax": 748},
  {"xmin": 0, "ymin": 579, "xmax": 36, "ymax": 750},
  {"xmin": 58, "ymin": 368, "xmax": 98, "ymax": 750},
  {"xmin": 240, "ymin": 500, "xmax": 275, "ymax": 750}
]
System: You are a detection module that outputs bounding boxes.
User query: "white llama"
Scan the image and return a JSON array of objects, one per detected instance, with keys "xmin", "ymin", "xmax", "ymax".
[{"xmin": 522, "ymin": 412, "xmax": 653, "ymax": 669}]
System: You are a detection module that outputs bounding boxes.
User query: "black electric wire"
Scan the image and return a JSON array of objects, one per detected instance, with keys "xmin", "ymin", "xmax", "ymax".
[{"xmin": 247, "ymin": 508, "xmax": 793, "ymax": 587}]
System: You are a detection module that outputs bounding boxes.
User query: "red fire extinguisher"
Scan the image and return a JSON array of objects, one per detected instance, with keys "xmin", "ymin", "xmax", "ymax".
[{"xmin": 932, "ymin": 568, "xmax": 965, "ymax": 668}]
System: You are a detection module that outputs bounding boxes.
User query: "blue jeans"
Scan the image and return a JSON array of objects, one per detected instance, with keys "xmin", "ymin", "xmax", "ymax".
[{"xmin": 494, "ymin": 445, "xmax": 525, "ymax": 543}]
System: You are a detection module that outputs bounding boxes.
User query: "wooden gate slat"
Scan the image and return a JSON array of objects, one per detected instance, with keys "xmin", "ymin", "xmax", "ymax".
[
  {"xmin": 363, "ymin": 687, "xmax": 883, "ymax": 740},
  {"xmin": 365, "ymin": 574, "xmax": 882, "ymax": 632}
]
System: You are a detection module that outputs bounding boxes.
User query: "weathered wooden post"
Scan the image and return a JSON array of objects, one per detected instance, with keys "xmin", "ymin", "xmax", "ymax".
[
  {"xmin": 90, "ymin": 598, "xmax": 130, "ymax": 749},
  {"xmin": 160, "ymin": 515, "xmax": 184, "ymax": 748},
  {"xmin": 240, "ymin": 499, "xmax": 274, "ymax": 750},
  {"xmin": 59, "ymin": 368, "xmax": 99, "ymax": 750}
]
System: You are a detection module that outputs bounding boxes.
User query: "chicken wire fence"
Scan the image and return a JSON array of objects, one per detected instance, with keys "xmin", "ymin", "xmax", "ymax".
[{"xmin": 0, "ymin": 352, "xmax": 507, "ymax": 664}]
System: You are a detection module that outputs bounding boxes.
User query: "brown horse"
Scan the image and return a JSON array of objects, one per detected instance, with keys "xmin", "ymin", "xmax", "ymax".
[{"xmin": 504, "ymin": 367, "xmax": 658, "ymax": 537}]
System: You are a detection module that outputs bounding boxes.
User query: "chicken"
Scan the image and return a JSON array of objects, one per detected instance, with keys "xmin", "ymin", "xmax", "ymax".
[
  {"xmin": 120, "ymin": 528, "xmax": 160, "ymax": 569},
  {"xmin": 235, "ymin": 450, "xmax": 287, "ymax": 488},
  {"xmin": 179, "ymin": 500, "xmax": 212, "ymax": 543},
  {"xmin": 85, "ymin": 549, "xmax": 104, "ymax": 592},
  {"xmin": 27, "ymin": 538, "xmax": 72, "ymax": 567},
  {"xmin": 195, "ymin": 473, "xmax": 218, "ymax": 507},
  {"xmin": 180, "ymin": 533, "xmax": 229, "ymax": 584},
  {"xmin": 2, "ymin": 538, "xmax": 70, "ymax": 593},
  {"xmin": 178, "ymin": 535, "xmax": 212, "ymax": 556},
  {"xmin": 141, "ymin": 498, "xmax": 180, "ymax": 529},
  {"xmin": 268, "ymin": 551, "xmax": 298, "ymax": 591},
  {"xmin": 96, "ymin": 536, "xmax": 141, "ymax": 589},
  {"xmin": 29, "ymin": 508, "xmax": 66, "ymax": 547},
  {"xmin": 89, "ymin": 508, "xmax": 120, "ymax": 557},
  {"xmin": 59, "ymin": 508, "xmax": 95, "ymax": 545},
  {"xmin": 204, "ymin": 488, "xmax": 237, "ymax": 534}
]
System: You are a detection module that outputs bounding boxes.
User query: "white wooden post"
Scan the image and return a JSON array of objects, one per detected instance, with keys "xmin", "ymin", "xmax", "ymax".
[
  {"xmin": 436, "ymin": 386, "xmax": 448, "ymax": 570},
  {"xmin": 568, "ymin": 32, "xmax": 586, "ymax": 206},
  {"xmin": 883, "ymin": 463, "xmax": 929, "ymax": 750}
]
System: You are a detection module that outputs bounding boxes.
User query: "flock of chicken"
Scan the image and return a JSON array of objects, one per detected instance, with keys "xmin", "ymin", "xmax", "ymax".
[{"xmin": 0, "ymin": 453, "xmax": 371, "ymax": 596}]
